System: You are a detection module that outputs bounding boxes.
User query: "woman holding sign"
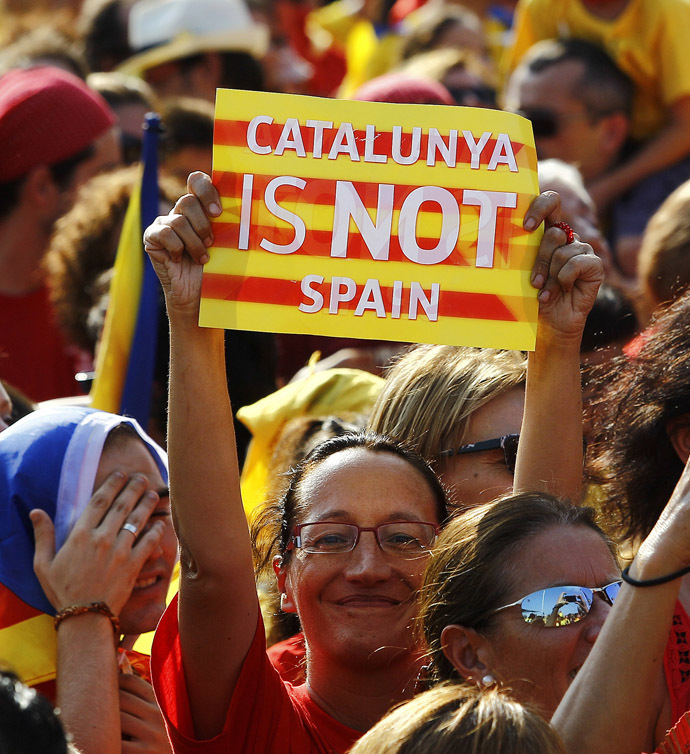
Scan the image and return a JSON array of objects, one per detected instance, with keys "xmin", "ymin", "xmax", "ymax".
[{"xmin": 143, "ymin": 172, "xmax": 601, "ymax": 753}]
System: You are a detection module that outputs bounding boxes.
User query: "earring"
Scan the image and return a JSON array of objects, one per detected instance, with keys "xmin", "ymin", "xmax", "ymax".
[
  {"xmin": 480, "ymin": 674, "xmax": 495, "ymax": 688},
  {"xmin": 280, "ymin": 593, "xmax": 287, "ymax": 611}
]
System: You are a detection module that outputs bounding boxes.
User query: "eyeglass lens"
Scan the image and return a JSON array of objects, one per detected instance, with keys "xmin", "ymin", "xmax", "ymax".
[
  {"xmin": 521, "ymin": 582, "xmax": 621, "ymax": 627},
  {"xmin": 298, "ymin": 522, "xmax": 437, "ymax": 558},
  {"xmin": 502, "ymin": 435, "xmax": 519, "ymax": 474}
]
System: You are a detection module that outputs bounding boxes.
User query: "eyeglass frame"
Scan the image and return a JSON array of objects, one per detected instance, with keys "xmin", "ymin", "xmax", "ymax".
[
  {"xmin": 285, "ymin": 520, "xmax": 442, "ymax": 557},
  {"xmin": 491, "ymin": 580, "xmax": 622, "ymax": 627},
  {"xmin": 438, "ymin": 434, "xmax": 520, "ymax": 473},
  {"xmin": 438, "ymin": 434, "xmax": 587, "ymax": 475}
]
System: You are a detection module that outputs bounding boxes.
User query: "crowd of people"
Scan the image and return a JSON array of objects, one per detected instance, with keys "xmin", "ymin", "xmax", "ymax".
[{"xmin": 3, "ymin": 0, "xmax": 690, "ymax": 752}]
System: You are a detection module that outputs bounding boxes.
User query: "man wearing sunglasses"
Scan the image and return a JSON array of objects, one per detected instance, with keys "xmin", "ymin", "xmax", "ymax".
[{"xmin": 504, "ymin": 36, "xmax": 690, "ymax": 284}]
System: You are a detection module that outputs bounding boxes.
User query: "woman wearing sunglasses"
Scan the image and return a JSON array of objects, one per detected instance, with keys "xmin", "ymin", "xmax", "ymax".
[
  {"xmin": 419, "ymin": 492, "xmax": 621, "ymax": 718},
  {"xmin": 142, "ymin": 172, "xmax": 601, "ymax": 752}
]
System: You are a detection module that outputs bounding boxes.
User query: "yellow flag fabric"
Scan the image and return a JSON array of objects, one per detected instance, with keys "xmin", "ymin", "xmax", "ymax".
[{"xmin": 237, "ymin": 367, "xmax": 384, "ymax": 515}]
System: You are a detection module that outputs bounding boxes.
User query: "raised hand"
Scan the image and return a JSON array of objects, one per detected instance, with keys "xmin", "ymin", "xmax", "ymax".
[
  {"xmin": 144, "ymin": 172, "xmax": 221, "ymax": 321},
  {"xmin": 524, "ymin": 191, "xmax": 603, "ymax": 341},
  {"xmin": 31, "ymin": 472, "xmax": 164, "ymax": 616}
]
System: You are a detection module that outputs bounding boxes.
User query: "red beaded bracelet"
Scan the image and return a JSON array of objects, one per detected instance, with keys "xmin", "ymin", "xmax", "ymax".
[{"xmin": 53, "ymin": 602, "xmax": 120, "ymax": 639}]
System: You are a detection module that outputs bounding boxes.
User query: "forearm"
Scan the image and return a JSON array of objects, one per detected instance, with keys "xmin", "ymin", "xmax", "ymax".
[
  {"xmin": 167, "ymin": 315, "xmax": 259, "ymax": 738},
  {"xmin": 552, "ymin": 558, "xmax": 677, "ymax": 754},
  {"xmin": 514, "ymin": 329, "xmax": 583, "ymax": 502},
  {"xmin": 56, "ymin": 615, "xmax": 120, "ymax": 754},
  {"xmin": 167, "ymin": 317, "xmax": 253, "ymax": 577},
  {"xmin": 590, "ymin": 119, "xmax": 690, "ymax": 208}
]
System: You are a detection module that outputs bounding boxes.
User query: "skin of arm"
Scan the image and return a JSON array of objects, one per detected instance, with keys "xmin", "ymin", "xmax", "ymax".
[
  {"xmin": 30, "ymin": 474, "xmax": 165, "ymax": 754},
  {"xmin": 56, "ymin": 614, "xmax": 122, "ymax": 754},
  {"xmin": 589, "ymin": 96, "xmax": 690, "ymax": 212},
  {"xmin": 551, "ymin": 457, "xmax": 690, "ymax": 754},
  {"xmin": 145, "ymin": 174, "xmax": 260, "ymax": 739},
  {"xmin": 514, "ymin": 194, "xmax": 603, "ymax": 502}
]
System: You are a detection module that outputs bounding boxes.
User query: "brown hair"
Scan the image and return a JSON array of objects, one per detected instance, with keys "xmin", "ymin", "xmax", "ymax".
[
  {"xmin": 250, "ymin": 432, "xmax": 449, "ymax": 576},
  {"xmin": 349, "ymin": 684, "xmax": 566, "ymax": 754},
  {"xmin": 588, "ymin": 292, "xmax": 690, "ymax": 541},
  {"xmin": 44, "ymin": 165, "xmax": 182, "ymax": 353},
  {"xmin": 419, "ymin": 493, "xmax": 613, "ymax": 683},
  {"xmin": 367, "ymin": 345, "xmax": 526, "ymax": 467}
]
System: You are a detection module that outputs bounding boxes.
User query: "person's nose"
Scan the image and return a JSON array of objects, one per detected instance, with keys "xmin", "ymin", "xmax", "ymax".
[{"xmin": 342, "ymin": 531, "xmax": 393, "ymax": 584}]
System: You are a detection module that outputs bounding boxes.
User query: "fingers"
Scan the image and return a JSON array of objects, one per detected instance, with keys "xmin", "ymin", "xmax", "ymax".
[
  {"xmin": 119, "ymin": 674, "xmax": 157, "ymax": 707},
  {"xmin": 143, "ymin": 171, "xmax": 221, "ymax": 267},
  {"xmin": 188, "ymin": 171, "xmax": 222, "ymax": 217},
  {"xmin": 73, "ymin": 471, "xmax": 129, "ymax": 531},
  {"xmin": 523, "ymin": 190, "xmax": 560, "ymax": 232},
  {"xmin": 30, "ymin": 509, "xmax": 56, "ymax": 581},
  {"xmin": 538, "ymin": 238, "xmax": 601, "ymax": 305},
  {"xmin": 531, "ymin": 223, "xmax": 572, "ymax": 290}
]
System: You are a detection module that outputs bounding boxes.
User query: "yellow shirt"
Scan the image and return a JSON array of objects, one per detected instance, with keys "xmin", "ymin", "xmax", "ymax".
[{"xmin": 504, "ymin": 0, "xmax": 690, "ymax": 139}]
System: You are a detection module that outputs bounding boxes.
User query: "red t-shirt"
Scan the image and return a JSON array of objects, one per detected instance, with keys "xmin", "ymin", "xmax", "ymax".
[
  {"xmin": 151, "ymin": 596, "xmax": 362, "ymax": 754},
  {"xmin": 0, "ymin": 286, "xmax": 77, "ymax": 402},
  {"xmin": 267, "ymin": 632, "xmax": 306, "ymax": 686},
  {"xmin": 664, "ymin": 601, "xmax": 690, "ymax": 726}
]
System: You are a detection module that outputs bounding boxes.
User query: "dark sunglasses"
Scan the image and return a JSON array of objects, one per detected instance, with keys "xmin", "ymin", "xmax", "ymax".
[
  {"xmin": 515, "ymin": 108, "xmax": 561, "ymax": 138},
  {"xmin": 439, "ymin": 434, "xmax": 520, "ymax": 474},
  {"xmin": 492, "ymin": 581, "xmax": 622, "ymax": 628}
]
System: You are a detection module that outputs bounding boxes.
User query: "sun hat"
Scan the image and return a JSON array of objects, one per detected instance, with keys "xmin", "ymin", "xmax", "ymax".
[{"xmin": 118, "ymin": 0, "xmax": 270, "ymax": 77}]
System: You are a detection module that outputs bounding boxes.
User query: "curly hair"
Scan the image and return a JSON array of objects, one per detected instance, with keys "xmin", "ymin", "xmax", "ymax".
[
  {"xmin": 44, "ymin": 165, "xmax": 183, "ymax": 353},
  {"xmin": 588, "ymin": 294, "xmax": 690, "ymax": 541}
]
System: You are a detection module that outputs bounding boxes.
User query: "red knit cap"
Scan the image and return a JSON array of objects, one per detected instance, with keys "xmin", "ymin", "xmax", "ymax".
[
  {"xmin": 0, "ymin": 66, "xmax": 116, "ymax": 183},
  {"xmin": 352, "ymin": 73, "xmax": 456, "ymax": 106}
]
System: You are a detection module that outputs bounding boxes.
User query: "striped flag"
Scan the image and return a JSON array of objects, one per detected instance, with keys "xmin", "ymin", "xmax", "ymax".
[
  {"xmin": 199, "ymin": 90, "xmax": 541, "ymax": 350},
  {"xmin": 90, "ymin": 112, "xmax": 162, "ymax": 425}
]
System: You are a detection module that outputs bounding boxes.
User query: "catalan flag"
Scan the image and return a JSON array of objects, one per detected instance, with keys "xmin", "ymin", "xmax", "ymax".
[
  {"xmin": 199, "ymin": 90, "xmax": 542, "ymax": 351},
  {"xmin": 90, "ymin": 112, "xmax": 162, "ymax": 425},
  {"xmin": 0, "ymin": 407, "xmax": 168, "ymax": 692}
]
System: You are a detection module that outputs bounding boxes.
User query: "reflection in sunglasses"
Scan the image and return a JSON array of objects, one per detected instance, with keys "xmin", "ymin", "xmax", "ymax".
[{"xmin": 493, "ymin": 581, "xmax": 621, "ymax": 628}]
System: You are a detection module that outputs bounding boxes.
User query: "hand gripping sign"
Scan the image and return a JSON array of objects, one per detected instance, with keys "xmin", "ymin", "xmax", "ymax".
[{"xmin": 199, "ymin": 89, "xmax": 541, "ymax": 350}]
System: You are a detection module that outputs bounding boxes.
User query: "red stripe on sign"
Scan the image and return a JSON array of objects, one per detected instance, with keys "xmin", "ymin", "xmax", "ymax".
[
  {"xmin": 0, "ymin": 582, "xmax": 44, "ymax": 628},
  {"xmin": 213, "ymin": 222, "xmax": 472, "ymax": 266},
  {"xmin": 201, "ymin": 274, "xmax": 518, "ymax": 321},
  {"xmin": 213, "ymin": 120, "xmax": 526, "ymax": 169}
]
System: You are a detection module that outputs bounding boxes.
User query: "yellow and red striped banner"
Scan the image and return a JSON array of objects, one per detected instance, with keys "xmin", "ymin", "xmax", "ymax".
[{"xmin": 200, "ymin": 90, "xmax": 541, "ymax": 350}]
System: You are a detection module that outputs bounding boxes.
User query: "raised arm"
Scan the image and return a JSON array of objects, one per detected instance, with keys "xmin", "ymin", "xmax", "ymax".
[
  {"xmin": 551, "ymin": 456, "xmax": 690, "ymax": 754},
  {"xmin": 144, "ymin": 173, "xmax": 259, "ymax": 738},
  {"xmin": 514, "ymin": 193, "xmax": 603, "ymax": 502}
]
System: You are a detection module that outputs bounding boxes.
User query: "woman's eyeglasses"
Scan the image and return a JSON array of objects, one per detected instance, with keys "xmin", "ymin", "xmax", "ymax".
[
  {"xmin": 491, "ymin": 581, "xmax": 622, "ymax": 628},
  {"xmin": 286, "ymin": 521, "xmax": 440, "ymax": 559},
  {"xmin": 439, "ymin": 434, "xmax": 520, "ymax": 473}
]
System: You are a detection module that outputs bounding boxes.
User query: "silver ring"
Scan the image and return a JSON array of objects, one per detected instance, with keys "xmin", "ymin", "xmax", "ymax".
[{"xmin": 121, "ymin": 522, "xmax": 138, "ymax": 537}]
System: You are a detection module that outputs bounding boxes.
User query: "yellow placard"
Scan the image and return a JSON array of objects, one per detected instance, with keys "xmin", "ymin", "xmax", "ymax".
[{"xmin": 199, "ymin": 89, "xmax": 541, "ymax": 350}]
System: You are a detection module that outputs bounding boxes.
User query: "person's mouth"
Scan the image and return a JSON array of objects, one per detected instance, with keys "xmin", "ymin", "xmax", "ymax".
[
  {"xmin": 133, "ymin": 574, "xmax": 163, "ymax": 591},
  {"xmin": 335, "ymin": 595, "xmax": 402, "ymax": 607}
]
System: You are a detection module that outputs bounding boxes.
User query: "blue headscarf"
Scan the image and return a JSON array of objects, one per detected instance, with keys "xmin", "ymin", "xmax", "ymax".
[{"xmin": 0, "ymin": 406, "xmax": 168, "ymax": 615}]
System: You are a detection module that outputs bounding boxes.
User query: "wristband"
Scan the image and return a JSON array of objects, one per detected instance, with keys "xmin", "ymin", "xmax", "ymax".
[
  {"xmin": 621, "ymin": 563, "xmax": 690, "ymax": 587},
  {"xmin": 54, "ymin": 601, "xmax": 120, "ymax": 639}
]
